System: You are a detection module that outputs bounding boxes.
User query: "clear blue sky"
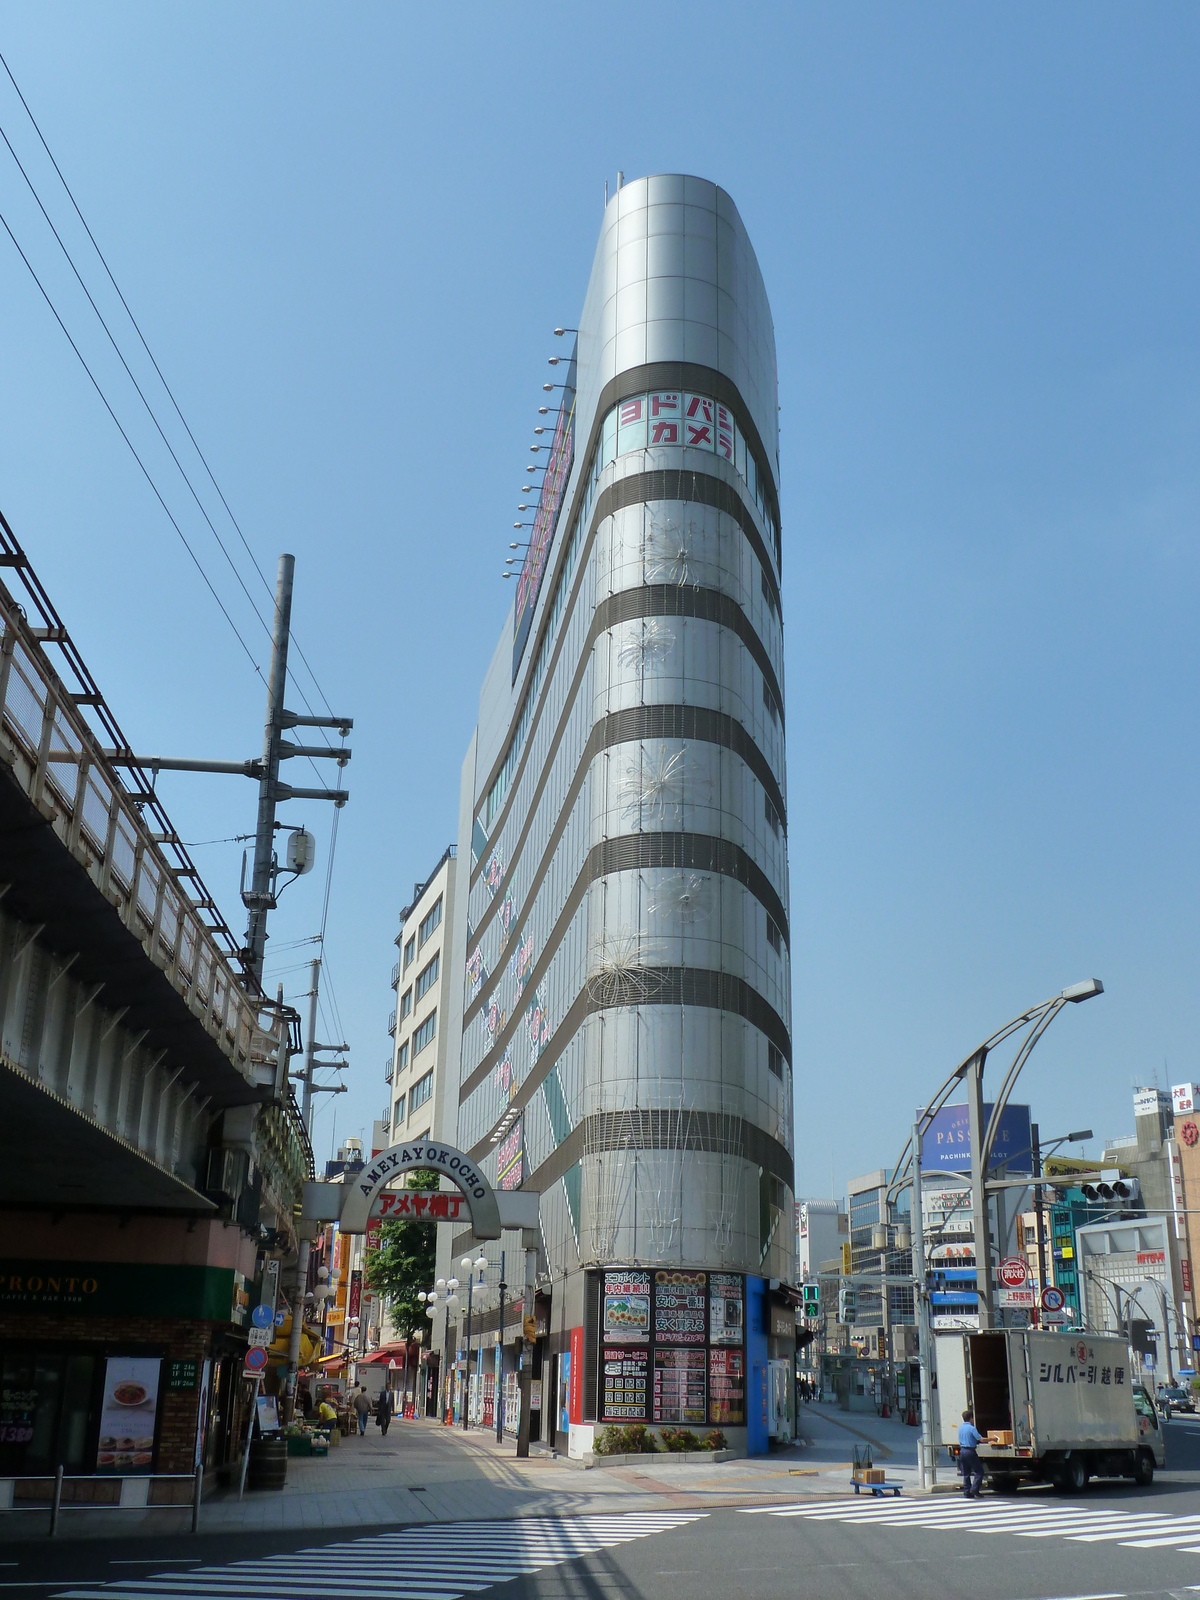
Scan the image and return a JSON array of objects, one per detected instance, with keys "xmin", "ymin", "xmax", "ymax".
[{"xmin": 1, "ymin": 6, "xmax": 1197, "ymax": 1201}]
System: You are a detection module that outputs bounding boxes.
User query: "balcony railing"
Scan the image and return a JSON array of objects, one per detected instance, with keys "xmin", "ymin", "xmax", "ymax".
[
  {"xmin": 0, "ymin": 520, "xmax": 281, "ymax": 1093},
  {"xmin": 390, "ymin": 960, "xmax": 400, "ymax": 989},
  {"xmin": 387, "ymin": 1009, "xmax": 397, "ymax": 1036},
  {"xmin": 385, "ymin": 1059, "xmax": 394, "ymax": 1084}
]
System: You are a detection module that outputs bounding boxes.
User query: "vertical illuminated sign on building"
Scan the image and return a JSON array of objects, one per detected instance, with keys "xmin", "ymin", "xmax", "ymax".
[{"xmin": 512, "ymin": 350, "xmax": 576, "ymax": 680}]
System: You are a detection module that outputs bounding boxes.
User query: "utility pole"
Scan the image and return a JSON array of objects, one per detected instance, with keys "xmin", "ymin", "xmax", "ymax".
[
  {"xmin": 301, "ymin": 955, "xmax": 320, "ymax": 1132},
  {"xmin": 105, "ymin": 551, "xmax": 353, "ymax": 993},
  {"xmin": 911, "ymin": 1118, "xmax": 934, "ymax": 1488},
  {"xmin": 245, "ymin": 556, "xmax": 294, "ymax": 986},
  {"xmin": 966, "ymin": 1049, "xmax": 995, "ymax": 1330},
  {"xmin": 1031, "ymin": 1123, "xmax": 1048, "ymax": 1314}
]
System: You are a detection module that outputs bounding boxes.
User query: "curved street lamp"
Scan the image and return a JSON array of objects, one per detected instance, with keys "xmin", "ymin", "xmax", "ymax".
[{"xmin": 890, "ymin": 979, "xmax": 1103, "ymax": 1331}]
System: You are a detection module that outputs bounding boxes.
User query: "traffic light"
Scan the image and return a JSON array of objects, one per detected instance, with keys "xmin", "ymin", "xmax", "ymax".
[
  {"xmin": 842, "ymin": 1241, "xmax": 853, "ymax": 1274},
  {"xmin": 802, "ymin": 1283, "xmax": 820, "ymax": 1318},
  {"xmin": 838, "ymin": 1285, "xmax": 857, "ymax": 1324},
  {"xmin": 1080, "ymin": 1178, "xmax": 1140, "ymax": 1203}
]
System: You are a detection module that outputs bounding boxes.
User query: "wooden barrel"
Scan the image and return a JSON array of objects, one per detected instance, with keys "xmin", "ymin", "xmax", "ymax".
[{"xmin": 248, "ymin": 1434, "xmax": 288, "ymax": 1490}]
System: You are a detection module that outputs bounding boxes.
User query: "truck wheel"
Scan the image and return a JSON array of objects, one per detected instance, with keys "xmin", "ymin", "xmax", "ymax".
[
  {"xmin": 1133, "ymin": 1450, "xmax": 1154, "ymax": 1487},
  {"xmin": 1060, "ymin": 1455, "xmax": 1088, "ymax": 1494},
  {"xmin": 990, "ymin": 1474, "xmax": 1020, "ymax": 1495}
]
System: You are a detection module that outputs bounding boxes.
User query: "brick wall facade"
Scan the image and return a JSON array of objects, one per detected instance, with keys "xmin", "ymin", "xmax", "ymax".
[{"xmin": 0, "ymin": 1311, "xmax": 235, "ymax": 1475}]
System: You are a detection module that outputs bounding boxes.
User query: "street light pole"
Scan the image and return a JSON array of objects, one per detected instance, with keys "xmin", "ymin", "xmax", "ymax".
[
  {"xmin": 496, "ymin": 1251, "xmax": 507, "ymax": 1443},
  {"xmin": 910, "ymin": 1119, "xmax": 934, "ymax": 1489},
  {"xmin": 463, "ymin": 1267, "xmax": 474, "ymax": 1430},
  {"xmin": 889, "ymin": 982, "xmax": 1104, "ymax": 1334}
]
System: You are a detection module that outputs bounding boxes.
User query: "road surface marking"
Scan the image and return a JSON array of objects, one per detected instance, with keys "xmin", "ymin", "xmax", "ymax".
[
  {"xmin": 742, "ymin": 1499, "xmax": 1200, "ymax": 1553},
  {"xmin": 53, "ymin": 1513, "xmax": 706, "ymax": 1600}
]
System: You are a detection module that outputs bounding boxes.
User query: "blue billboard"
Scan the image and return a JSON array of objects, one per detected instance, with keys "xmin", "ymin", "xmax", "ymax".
[{"xmin": 920, "ymin": 1102, "xmax": 1033, "ymax": 1175}]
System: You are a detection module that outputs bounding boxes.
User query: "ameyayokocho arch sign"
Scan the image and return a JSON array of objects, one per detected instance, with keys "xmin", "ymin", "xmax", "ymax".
[{"xmin": 338, "ymin": 1139, "xmax": 503, "ymax": 1239}]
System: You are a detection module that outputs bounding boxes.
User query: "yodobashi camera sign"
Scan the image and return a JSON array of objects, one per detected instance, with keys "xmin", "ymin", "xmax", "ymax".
[{"xmin": 920, "ymin": 1103, "xmax": 1033, "ymax": 1175}]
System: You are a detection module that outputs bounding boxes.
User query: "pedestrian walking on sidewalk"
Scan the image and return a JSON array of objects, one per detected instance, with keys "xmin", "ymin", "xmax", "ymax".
[
  {"xmin": 376, "ymin": 1385, "xmax": 393, "ymax": 1436},
  {"xmin": 353, "ymin": 1385, "xmax": 371, "ymax": 1436},
  {"xmin": 958, "ymin": 1409, "xmax": 984, "ymax": 1497}
]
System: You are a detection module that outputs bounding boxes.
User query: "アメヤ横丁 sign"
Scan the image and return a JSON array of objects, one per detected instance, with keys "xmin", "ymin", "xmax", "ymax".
[{"xmin": 338, "ymin": 1140, "xmax": 502, "ymax": 1237}]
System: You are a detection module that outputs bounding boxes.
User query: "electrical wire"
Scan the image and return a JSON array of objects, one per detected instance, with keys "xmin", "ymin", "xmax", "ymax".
[
  {"xmin": 0, "ymin": 47, "xmax": 338, "ymax": 725},
  {"xmin": 0, "ymin": 202, "xmax": 265, "ymax": 678},
  {"xmin": 0, "ymin": 53, "xmax": 342, "ymax": 791},
  {"xmin": 0, "ymin": 112, "xmax": 279, "ymax": 664}
]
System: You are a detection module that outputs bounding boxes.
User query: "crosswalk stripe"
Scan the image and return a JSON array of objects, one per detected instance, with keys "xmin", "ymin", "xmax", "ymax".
[
  {"xmin": 54, "ymin": 1513, "xmax": 706, "ymax": 1600},
  {"xmin": 740, "ymin": 1498, "xmax": 1200, "ymax": 1553}
]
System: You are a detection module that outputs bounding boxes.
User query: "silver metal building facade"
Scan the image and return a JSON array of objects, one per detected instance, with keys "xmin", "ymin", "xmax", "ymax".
[{"xmin": 446, "ymin": 175, "xmax": 793, "ymax": 1447}]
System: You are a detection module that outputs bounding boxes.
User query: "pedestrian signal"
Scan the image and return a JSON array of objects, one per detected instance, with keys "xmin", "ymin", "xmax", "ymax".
[{"xmin": 838, "ymin": 1286, "xmax": 857, "ymax": 1324}]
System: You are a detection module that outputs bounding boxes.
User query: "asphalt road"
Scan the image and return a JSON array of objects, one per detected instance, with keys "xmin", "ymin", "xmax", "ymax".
[{"xmin": 1, "ymin": 1414, "xmax": 1196, "ymax": 1600}]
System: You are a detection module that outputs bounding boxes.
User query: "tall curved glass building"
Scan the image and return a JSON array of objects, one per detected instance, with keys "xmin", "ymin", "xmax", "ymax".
[{"xmin": 445, "ymin": 175, "xmax": 793, "ymax": 1449}]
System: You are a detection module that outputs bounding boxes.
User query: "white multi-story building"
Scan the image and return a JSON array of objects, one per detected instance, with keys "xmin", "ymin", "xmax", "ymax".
[
  {"xmin": 796, "ymin": 1199, "xmax": 847, "ymax": 1280},
  {"xmin": 385, "ymin": 846, "xmax": 458, "ymax": 1147},
  {"xmin": 437, "ymin": 175, "xmax": 794, "ymax": 1453}
]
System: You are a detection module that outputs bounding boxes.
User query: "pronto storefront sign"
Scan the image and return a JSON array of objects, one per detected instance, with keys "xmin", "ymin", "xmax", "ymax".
[{"xmin": 0, "ymin": 1261, "xmax": 243, "ymax": 1320}]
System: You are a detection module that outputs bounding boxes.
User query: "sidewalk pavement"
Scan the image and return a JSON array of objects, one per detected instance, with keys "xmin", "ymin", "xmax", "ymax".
[{"xmin": 0, "ymin": 1404, "xmax": 948, "ymax": 1542}]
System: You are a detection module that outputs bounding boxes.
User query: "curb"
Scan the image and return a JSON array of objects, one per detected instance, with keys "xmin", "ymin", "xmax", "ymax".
[{"xmin": 585, "ymin": 1449, "xmax": 735, "ymax": 1468}]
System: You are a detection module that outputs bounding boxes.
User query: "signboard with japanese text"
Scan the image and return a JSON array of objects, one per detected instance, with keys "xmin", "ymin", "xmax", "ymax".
[
  {"xmin": 708, "ymin": 1346, "xmax": 745, "ymax": 1424},
  {"xmin": 998, "ymin": 1287, "xmax": 1036, "ymax": 1308},
  {"xmin": 653, "ymin": 1348, "xmax": 706, "ymax": 1424},
  {"xmin": 709, "ymin": 1274, "xmax": 744, "ymax": 1345},
  {"xmin": 602, "ymin": 1270, "xmax": 650, "ymax": 1343},
  {"xmin": 373, "ymin": 1190, "xmax": 467, "ymax": 1222},
  {"xmin": 601, "ymin": 1346, "xmax": 648, "ymax": 1421},
  {"xmin": 497, "ymin": 1117, "xmax": 524, "ymax": 1191},
  {"xmin": 653, "ymin": 1271, "xmax": 707, "ymax": 1345}
]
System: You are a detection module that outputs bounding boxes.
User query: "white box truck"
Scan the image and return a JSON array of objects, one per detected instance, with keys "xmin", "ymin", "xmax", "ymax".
[{"xmin": 939, "ymin": 1329, "xmax": 1165, "ymax": 1492}]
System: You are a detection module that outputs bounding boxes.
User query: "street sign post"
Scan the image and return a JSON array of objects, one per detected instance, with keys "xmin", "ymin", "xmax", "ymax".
[
  {"xmin": 1040, "ymin": 1285, "xmax": 1066, "ymax": 1313},
  {"xmin": 998, "ymin": 1256, "xmax": 1029, "ymax": 1289},
  {"xmin": 244, "ymin": 1345, "xmax": 268, "ymax": 1374},
  {"xmin": 997, "ymin": 1287, "xmax": 1036, "ymax": 1309},
  {"xmin": 247, "ymin": 1325, "xmax": 274, "ymax": 1349}
]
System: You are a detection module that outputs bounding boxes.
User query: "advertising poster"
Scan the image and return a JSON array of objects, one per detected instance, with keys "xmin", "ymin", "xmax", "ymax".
[
  {"xmin": 653, "ymin": 1270, "xmax": 707, "ymax": 1345},
  {"xmin": 601, "ymin": 1346, "xmax": 648, "ymax": 1421},
  {"xmin": 497, "ymin": 1115, "xmax": 524, "ymax": 1191},
  {"xmin": 652, "ymin": 1349, "xmax": 706, "ymax": 1424},
  {"xmin": 708, "ymin": 1346, "xmax": 745, "ymax": 1424},
  {"xmin": 559, "ymin": 1349, "xmax": 571, "ymax": 1435},
  {"xmin": 709, "ymin": 1274, "xmax": 744, "ymax": 1345},
  {"xmin": 95, "ymin": 1356, "xmax": 162, "ymax": 1473},
  {"xmin": 920, "ymin": 1102, "xmax": 1033, "ymax": 1175},
  {"xmin": 602, "ymin": 1269, "xmax": 650, "ymax": 1343}
]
